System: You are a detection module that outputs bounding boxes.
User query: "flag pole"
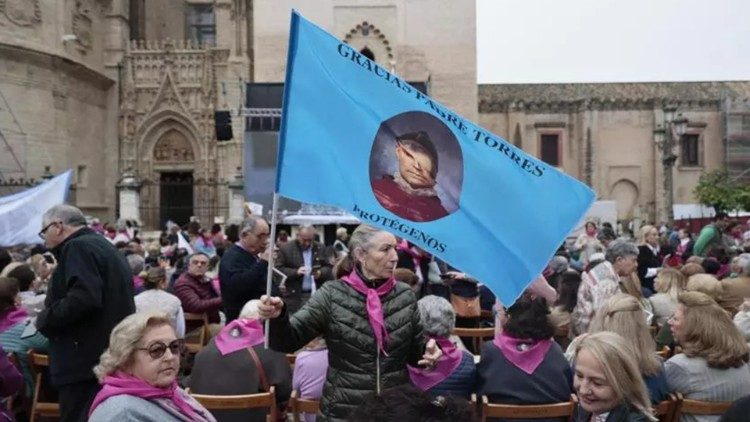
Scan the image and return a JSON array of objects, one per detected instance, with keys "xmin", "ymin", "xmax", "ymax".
[{"xmin": 264, "ymin": 192, "xmax": 280, "ymax": 348}]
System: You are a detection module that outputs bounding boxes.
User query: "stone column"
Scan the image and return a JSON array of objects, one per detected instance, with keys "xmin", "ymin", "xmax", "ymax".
[
  {"xmin": 227, "ymin": 166, "xmax": 245, "ymax": 221},
  {"xmin": 117, "ymin": 169, "xmax": 142, "ymax": 224}
]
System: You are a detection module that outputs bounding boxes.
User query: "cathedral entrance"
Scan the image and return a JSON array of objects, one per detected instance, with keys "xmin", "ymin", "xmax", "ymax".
[{"xmin": 159, "ymin": 171, "xmax": 193, "ymax": 228}]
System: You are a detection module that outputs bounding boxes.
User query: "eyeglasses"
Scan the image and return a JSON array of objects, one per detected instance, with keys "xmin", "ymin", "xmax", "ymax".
[
  {"xmin": 136, "ymin": 339, "xmax": 185, "ymax": 359},
  {"xmin": 38, "ymin": 221, "xmax": 60, "ymax": 239}
]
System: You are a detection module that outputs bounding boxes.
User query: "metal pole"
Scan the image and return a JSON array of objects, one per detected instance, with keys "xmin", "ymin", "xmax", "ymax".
[
  {"xmin": 663, "ymin": 123, "xmax": 675, "ymax": 226},
  {"xmin": 264, "ymin": 192, "xmax": 280, "ymax": 348}
]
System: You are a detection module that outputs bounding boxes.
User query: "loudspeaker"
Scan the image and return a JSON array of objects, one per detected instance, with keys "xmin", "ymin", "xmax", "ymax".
[{"xmin": 214, "ymin": 111, "xmax": 233, "ymax": 141}]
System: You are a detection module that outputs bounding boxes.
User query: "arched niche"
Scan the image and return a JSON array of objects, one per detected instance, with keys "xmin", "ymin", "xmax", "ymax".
[{"xmin": 610, "ymin": 179, "xmax": 639, "ymax": 220}]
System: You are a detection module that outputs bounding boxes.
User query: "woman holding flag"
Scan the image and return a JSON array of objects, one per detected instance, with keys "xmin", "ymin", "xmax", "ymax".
[{"xmin": 258, "ymin": 225, "xmax": 442, "ymax": 421}]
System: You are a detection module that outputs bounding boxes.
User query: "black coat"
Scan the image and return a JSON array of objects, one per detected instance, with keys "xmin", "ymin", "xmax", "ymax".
[
  {"xmin": 269, "ymin": 278, "xmax": 425, "ymax": 421},
  {"xmin": 637, "ymin": 245, "xmax": 661, "ymax": 293},
  {"xmin": 219, "ymin": 244, "xmax": 278, "ymax": 322},
  {"xmin": 36, "ymin": 228, "xmax": 135, "ymax": 386}
]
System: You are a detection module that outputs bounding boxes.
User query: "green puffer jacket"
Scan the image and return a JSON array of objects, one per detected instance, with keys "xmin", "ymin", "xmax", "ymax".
[{"xmin": 268, "ymin": 278, "xmax": 425, "ymax": 421}]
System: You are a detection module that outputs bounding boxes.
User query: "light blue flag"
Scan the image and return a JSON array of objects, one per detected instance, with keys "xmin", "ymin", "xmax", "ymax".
[
  {"xmin": 276, "ymin": 11, "xmax": 594, "ymax": 305},
  {"xmin": 0, "ymin": 170, "xmax": 72, "ymax": 246}
]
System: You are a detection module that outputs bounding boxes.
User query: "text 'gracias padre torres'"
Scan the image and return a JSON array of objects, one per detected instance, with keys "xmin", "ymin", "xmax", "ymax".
[{"xmin": 336, "ymin": 43, "xmax": 546, "ymax": 178}]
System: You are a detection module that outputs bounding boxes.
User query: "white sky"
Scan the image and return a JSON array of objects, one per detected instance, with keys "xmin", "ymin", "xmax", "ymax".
[{"xmin": 477, "ymin": 0, "xmax": 750, "ymax": 84}]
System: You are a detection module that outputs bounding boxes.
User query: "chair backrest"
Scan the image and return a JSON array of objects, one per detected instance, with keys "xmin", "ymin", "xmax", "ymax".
[
  {"xmin": 474, "ymin": 394, "xmax": 576, "ymax": 422},
  {"xmin": 653, "ymin": 393, "xmax": 679, "ymax": 422},
  {"xmin": 27, "ymin": 350, "xmax": 60, "ymax": 422},
  {"xmin": 290, "ymin": 390, "xmax": 320, "ymax": 422},
  {"xmin": 676, "ymin": 396, "xmax": 733, "ymax": 418},
  {"xmin": 184, "ymin": 312, "xmax": 209, "ymax": 353},
  {"xmin": 656, "ymin": 345, "xmax": 671, "ymax": 359},
  {"xmin": 188, "ymin": 386, "xmax": 277, "ymax": 420},
  {"xmin": 452, "ymin": 327, "xmax": 495, "ymax": 352}
]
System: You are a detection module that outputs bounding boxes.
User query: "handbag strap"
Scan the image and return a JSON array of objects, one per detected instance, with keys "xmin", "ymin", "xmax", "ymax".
[{"xmin": 246, "ymin": 346, "xmax": 270, "ymax": 392}]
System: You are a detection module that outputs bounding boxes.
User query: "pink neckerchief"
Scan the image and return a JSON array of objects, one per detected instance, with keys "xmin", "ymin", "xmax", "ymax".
[
  {"xmin": 493, "ymin": 332, "xmax": 552, "ymax": 375},
  {"xmin": 214, "ymin": 318, "xmax": 265, "ymax": 356},
  {"xmin": 0, "ymin": 307, "xmax": 28, "ymax": 333},
  {"xmin": 396, "ymin": 240, "xmax": 424, "ymax": 281},
  {"xmin": 341, "ymin": 269, "xmax": 396, "ymax": 356},
  {"xmin": 407, "ymin": 336, "xmax": 463, "ymax": 391},
  {"xmin": 88, "ymin": 371, "xmax": 197, "ymax": 419}
]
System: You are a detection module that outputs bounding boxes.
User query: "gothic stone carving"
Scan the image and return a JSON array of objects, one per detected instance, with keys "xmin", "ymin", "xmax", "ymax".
[
  {"xmin": 153, "ymin": 130, "xmax": 194, "ymax": 163},
  {"xmin": 0, "ymin": 0, "xmax": 42, "ymax": 27}
]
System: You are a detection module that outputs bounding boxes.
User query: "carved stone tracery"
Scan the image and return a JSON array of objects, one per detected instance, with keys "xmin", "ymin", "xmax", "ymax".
[{"xmin": 0, "ymin": 0, "xmax": 42, "ymax": 27}]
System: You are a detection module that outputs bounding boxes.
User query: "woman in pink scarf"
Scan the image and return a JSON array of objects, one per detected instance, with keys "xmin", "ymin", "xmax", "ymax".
[
  {"xmin": 88, "ymin": 311, "xmax": 215, "ymax": 421},
  {"xmin": 258, "ymin": 225, "xmax": 442, "ymax": 421},
  {"xmin": 407, "ymin": 295, "xmax": 476, "ymax": 398},
  {"xmin": 477, "ymin": 296, "xmax": 573, "ymax": 422}
]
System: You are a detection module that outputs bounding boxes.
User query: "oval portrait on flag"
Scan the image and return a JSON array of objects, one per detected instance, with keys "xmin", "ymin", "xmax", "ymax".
[{"xmin": 369, "ymin": 111, "xmax": 464, "ymax": 222}]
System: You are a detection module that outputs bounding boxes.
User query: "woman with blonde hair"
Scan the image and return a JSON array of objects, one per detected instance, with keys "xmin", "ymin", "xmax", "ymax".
[
  {"xmin": 649, "ymin": 268, "xmax": 686, "ymax": 326},
  {"xmin": 89, "ymin": 311, "xmax": 215, "ymax": 421},
  {"xmin": 568, "ymin": 293, "xmax": 667, "ymax": 404},
  {"xmin": 573, "ymin": 332, "xmax": 655, "ymax": 422},
  {"xmin": 685, "ymin": 274, "xmax": 723, "ymax": 301},
  {"xmin": 666, "ymin": 292, "xmax": 750, "ymax": 422},
  {"xmin": 637, "ymin": 225, "xmax": 662, "ymax": 295}
]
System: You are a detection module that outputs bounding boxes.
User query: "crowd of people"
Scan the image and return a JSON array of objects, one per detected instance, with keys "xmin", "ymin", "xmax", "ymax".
[{"xmin": 0, "ymin": 204, "xmax": 749, "ymax": 421}]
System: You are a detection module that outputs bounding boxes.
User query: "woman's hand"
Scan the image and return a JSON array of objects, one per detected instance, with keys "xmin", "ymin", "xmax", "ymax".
[
  {"xmin": 258, "ymin": 295, "xmax": 284, "ymax": 319},
  {"xmin": 418, "ymin": 338, "xmax": 443, "ymax": 370}
]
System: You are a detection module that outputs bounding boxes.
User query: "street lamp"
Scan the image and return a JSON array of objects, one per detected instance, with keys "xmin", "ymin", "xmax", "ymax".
[{"xmin": 654, "ymin": 105, "xmax": 688, "ymax": 225}]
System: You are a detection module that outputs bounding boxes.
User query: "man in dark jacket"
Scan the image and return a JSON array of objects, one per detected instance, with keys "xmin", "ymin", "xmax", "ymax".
[
  {"xmin": 275, "ymin": 225, "xmax": 333, "ymax": 314},
  {"xmin": 36, "ymin": 205, "xmax": 135, "ymax": 422},
  {"xmin": 219, "ymin": 215, "xmax": 277, "ymax": 322}
]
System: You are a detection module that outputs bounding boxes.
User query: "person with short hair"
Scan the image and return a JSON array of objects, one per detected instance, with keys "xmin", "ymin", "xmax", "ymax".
[
  {"xmin": 6, "ymin": 263, "xmax": 46, "ymax": 317},
  {"xmin": 88, "ymin": 311, "xmax": 215, "ymax": 421},
  {"xmin": 637, "ymin": 225, "xmax": 662, "ymax": 295},
  {"xmin": 219, "ymin": 216, "xmax": 277, "ymax": 322},
  {"xmin": 665, "ymin": 292, "xmax": 750, "ymax": 422},
  {"xmin": 276, "ymin": 225, "xmax": 334, "ymax": 314},
  {"xmin": 572, "ymin": 332, "xmax": 655, "ymax": 421},
  {"xmin": 478, "ymin": 296, "xmax": 572, "ymax": 421},
  {"xmin": 333, "ymin": 227, "xmax": 349, "ymax": 258},
  {"xmin": 720, "ymin": 254, "xmax": 750, "ymax": 312},
  {"xmin": 371, "ymin": 131, "xmax": 449, "ymax": 222},
  {"xmin": 408, "ymin": 296, "xmax": 476, "ymax": 398},
  {"xmin": 693, "ymin": 212, "xmax": 730, "ymax": 257},
  {"xmin": 571, "ymin": 239, "xmax": 640, "ymax": 335},
  {"xmin": 135, "ymin": 267, "xmax": 185, "ymax": 338},
  {"xmin": 190, "ymin": 299, "xmax": 291, "ymax": 421},
  {"xmin": 173, "ymin": 252, "xmax": 222, "ymax": 333},
  {"xmin": 36, "ymin": 204, "xmax": 135, "ymax": 422}
]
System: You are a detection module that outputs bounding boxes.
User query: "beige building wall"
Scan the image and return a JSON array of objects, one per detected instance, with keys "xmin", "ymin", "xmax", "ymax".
[
  {"xmin": 0, "ymin": 0, "xmax": 128, "ymax": 221},
  {"xmin": 478, "ymin": 82, "xmax": 750, "ymax": 224},
  {"xmin": 252, "ymin": 0, "xmax": 478, "ymax": 119}
]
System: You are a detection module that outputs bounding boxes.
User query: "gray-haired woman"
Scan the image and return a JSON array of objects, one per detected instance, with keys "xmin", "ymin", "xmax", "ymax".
[
  {"xmin": 407, "ymin": 295, "xmax": 476, "ymax": 398},
  {"xmin": 258, "ymin": 225, "xmax": 441, "ymax": 421},
  {"xmin": 571, "ymin": 239, "xmax": 640, "ymax": 335}
]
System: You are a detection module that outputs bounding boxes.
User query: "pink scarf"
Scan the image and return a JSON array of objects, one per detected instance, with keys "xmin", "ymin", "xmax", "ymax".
[
  {"xmin": 214, "ymin": 319, "xmax": 265, "ymax": 356},
  {"xmin": 493, "ymin": 332, "xmax": 552, "ymax": 375},
  {"xmin": 397, "ymin": 240, "xmax": 423, "ymax": 280},
  {"xmin": 88, "ymin": 371, "xmax": 197, "ymax": 419},
  {"xmin": 0, "ymin": 307, "xmax": 28, "ymax": 333},
  {"xmin": 341, "ymin": 269, "xmax": 396, "ymax": 356},
  {"xmin": 407, "ymin": 336, "xmax": 463, "ymax": 391}
]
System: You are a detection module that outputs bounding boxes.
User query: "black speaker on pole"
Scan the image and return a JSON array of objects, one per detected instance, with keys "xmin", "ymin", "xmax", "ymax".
[{"xmin": 214, "ymin": 110, "xmax": 233, "ymax": 141}]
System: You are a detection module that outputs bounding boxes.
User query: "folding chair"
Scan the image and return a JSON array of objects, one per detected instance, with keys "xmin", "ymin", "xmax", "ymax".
[
  {"xmin": 452, "ymin": 327, "xmax": 495, "ymax": 352},
  {"xmin": 188, "ymin": 386, "xmax": 278, "ymax": 422},
  {"xmin": 290, "ymin": 390, "xmax": 320, "ymax": 422},
  {"xmin": 673, "ymin": 393, "xmax": 732, "ymax": 422},
  {"xmin": 184, "ymin": 312, "xmax": 209, "ymax": 353},
  {"xmin": 472, "ymin": 394, "xmax": 577, "ymax": 422},
  {"xmin": 27, "ymin": 351, "xmax": 59, "ymax": 422},
  {"xmin": 653, "ymin": 393, "xmax": 679, "ymax": 422}
]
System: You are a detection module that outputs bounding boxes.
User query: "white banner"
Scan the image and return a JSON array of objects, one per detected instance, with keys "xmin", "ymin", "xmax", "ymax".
[{"xmin": 0, "ymin": 170, "xmax": 73, "ymax": 246}]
